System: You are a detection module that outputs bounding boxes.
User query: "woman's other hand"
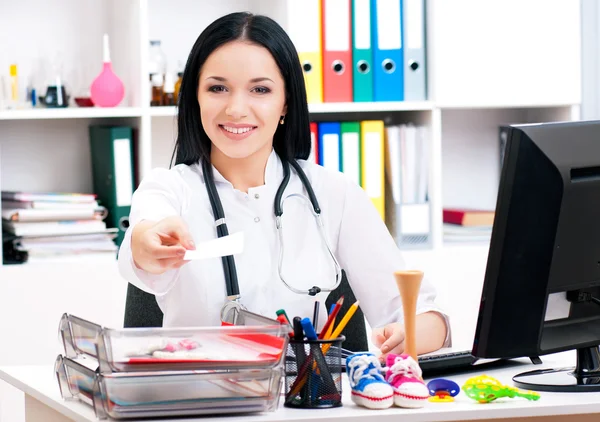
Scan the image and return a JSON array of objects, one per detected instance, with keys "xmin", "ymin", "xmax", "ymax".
[{"xmin": 372, "ymin": 322, "xmax": 405, "ymax": 361}]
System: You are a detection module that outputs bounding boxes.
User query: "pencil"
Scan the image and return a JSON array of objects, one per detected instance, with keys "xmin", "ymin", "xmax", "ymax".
[{"xmin": 322, "ymin": 300, "xmax": 360, "ymax": 355}]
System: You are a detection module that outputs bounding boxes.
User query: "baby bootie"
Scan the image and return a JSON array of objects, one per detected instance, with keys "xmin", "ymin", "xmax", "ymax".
[
  {"xmin": 385, "ymin": 353, "xmax": 429, "ymax": 408},
  {"xmin": 346, "ymin": 352, "xmax": 394, "ymax": 409}
]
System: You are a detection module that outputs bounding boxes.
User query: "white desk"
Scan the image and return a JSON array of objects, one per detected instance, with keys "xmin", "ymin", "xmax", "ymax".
[{"xmin": 1, "ymin": 352, "xmax": 600, "ymax": 422}]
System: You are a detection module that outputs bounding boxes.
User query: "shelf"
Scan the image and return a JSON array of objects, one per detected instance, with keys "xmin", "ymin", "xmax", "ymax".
[
  {"xmin": 436, "ymin": 102, "xmax": 579, "ymax": 110},
  {"xmin": 0, "ymin": 107, "xmax": 143, "ymax": 121},
  {"xmin": 442, "ymin": 239, "xmax": 491, "ymax": 249},
  {"xmin": 148, "ymin": 101, "xmax": 434, "ymax": 118},
  {"xmin": 149, "ymin": 106, "xmax": 177, "ymax": 117},
  {"xmin": 308, "ymin": 101, "xmax": 434, "ymax": 113},
  {"xmin": 2, "ymin": 101, "xmax": 572, "ymax": 121}
]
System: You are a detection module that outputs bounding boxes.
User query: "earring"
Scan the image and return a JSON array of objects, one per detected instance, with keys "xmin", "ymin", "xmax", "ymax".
[{"xmin": 280, "ymin": 115, "xmax": 285, "ymax": 125}]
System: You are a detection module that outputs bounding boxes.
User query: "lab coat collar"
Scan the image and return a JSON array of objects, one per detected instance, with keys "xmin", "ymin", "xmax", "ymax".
[{"xmin": 197, "ymin": 149, "xmax": 281, "ymax": 188}]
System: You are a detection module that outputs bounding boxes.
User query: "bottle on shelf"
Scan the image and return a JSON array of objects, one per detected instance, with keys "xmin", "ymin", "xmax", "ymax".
[
  {"xmin": 174, "ymin": 71, "xmax": 183, "ymax": 105},
  {"xmin": 163, "ymin": 72, "xmax": 175, "ymax": 106},
  {"xmin": 148, "ymin": 40, "xmax": 167, "ymax": 106},
  {"xmin": 9, "ymin": 64, "xmax": 18, "ymax": 109},
  {"xmin": 151, "ymin": 73, "xmax": 164, "ymax": 106},
  {"xmin": 90, "ymin": 34, "xmax": 125, "ymax": 107}
]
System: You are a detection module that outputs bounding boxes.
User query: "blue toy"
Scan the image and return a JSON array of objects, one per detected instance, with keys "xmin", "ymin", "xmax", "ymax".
[{"xmin": 427, "ymin": 378, "xmax": 461, "ymax": 402}]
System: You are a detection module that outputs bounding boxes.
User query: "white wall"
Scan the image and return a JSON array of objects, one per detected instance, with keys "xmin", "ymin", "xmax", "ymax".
[
  {"xmin": 581, "ymin": 0, "xmax": 600, "ymax": 119},
  {"xmin": 428, "ymin": 0, "xmax": 581, "ymax": 107}
]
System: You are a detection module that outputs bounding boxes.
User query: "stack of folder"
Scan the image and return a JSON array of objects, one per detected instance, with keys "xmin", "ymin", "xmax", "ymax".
[
  {"xmin": 309, "ymin": 120, "xmax": 386, "ymax": 221},
  {"xmin": 287, "ymin": 0, "xmax": 427, "ymax": 103},
  {"xmin": 55, "ymin": 313, "xmax": 289, "ymax": 419},
  {"xmin": 1, "ymin": 191, "xmax": 118, "ymax": 263},
  {"xmin": 308, "ymin": 120, "xmax": 431, "ymax": 249}
]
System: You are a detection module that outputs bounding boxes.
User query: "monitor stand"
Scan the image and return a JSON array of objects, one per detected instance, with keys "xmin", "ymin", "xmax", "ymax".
[{"xmin": 513, "ymin": 346, "xmax": 600, "ymax": 392}]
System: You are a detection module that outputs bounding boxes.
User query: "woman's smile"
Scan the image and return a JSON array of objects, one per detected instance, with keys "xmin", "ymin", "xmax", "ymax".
[{"xmin": 218, "ymin": 123, "xmax": 258, "ymax": 140}]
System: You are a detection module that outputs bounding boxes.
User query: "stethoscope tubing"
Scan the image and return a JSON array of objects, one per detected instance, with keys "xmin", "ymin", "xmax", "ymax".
[{"xmin": 202, "ymin": 156, "xmax": 341, "ymax": 300}]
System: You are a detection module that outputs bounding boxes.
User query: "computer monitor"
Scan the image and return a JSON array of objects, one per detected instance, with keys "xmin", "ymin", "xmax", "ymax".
[{"xmin": 472, "ymin": 119, "xmax": 600, "ymax": 392}]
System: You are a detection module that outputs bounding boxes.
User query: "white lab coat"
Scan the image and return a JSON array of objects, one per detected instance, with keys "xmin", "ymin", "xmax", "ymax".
[{"xmin": 118, "ymin": 150, "xmax": 449, "ymax": 343}]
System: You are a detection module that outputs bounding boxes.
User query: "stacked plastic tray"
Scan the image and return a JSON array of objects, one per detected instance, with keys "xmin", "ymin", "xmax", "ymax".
[{"xmin": 55, "ymin": 313, "xmax": 288, "ymax": 419}]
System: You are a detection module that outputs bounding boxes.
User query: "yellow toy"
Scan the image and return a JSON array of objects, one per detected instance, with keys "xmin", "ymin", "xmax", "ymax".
[{"xmin": 462, "ymin": 375, "xmax": 541, "ymax": 403}]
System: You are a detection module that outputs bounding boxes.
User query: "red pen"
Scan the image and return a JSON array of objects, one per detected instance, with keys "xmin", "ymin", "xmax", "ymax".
[{"xmin": 276, "ymin": 313, "xmax": 294, "ymax": 337}]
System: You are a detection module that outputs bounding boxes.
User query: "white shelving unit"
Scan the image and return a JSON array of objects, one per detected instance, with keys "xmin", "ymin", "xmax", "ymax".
[
  {"xmin": 0, "ymin": 0, "xmax": 582, "ymax": 256},
  {"xmin": 0, "ymin": 107, "xmax": 143, "ymax": 120}
]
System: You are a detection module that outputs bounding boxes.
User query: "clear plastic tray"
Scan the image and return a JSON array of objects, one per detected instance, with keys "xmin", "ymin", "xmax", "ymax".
[
  {"xmin": 55, "ymin": 355, "xmax": 282, "ymax": 419},
  {"xmin": 59, "ymin": 313, "xmax": 288, "ymax": 373}
]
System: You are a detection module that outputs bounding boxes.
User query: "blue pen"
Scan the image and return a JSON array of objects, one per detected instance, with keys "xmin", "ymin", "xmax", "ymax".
[
  {"xmin": 300, "ymin": 317, "xmax": 321, "ymax": 404},
  {"xmin": 301, "ymin": 317, "xmax": 318, "ymax": 340}
]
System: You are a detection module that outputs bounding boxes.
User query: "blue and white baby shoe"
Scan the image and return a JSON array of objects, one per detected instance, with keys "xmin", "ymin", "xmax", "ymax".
[{"xmin": 346, "ymin": 352, "xmax": 394, "ymax": 409}]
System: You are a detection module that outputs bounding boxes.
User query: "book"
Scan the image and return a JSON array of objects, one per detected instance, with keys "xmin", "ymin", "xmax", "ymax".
[
  {"xmin": 2, "ymin": 220, "xmax": 107, "ymax": 237},
  {"xmin": 443, "ymin": 208, "xmax": 495, "ymax": 227},
  {"xmin": 1, "ymin": 200, "xmax": 100, "ymax": 210},
  {"xmin": 2, "ymin": 191, "xmax": 97, "ymax": 204},
  {"xmin": 2, "ymin": 207, "xmax": 108, "ymax": 222}
]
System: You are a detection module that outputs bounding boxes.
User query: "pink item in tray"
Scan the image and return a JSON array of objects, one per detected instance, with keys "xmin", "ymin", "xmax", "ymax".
[{"xmin": 163, "ymin": 339, "xmax": 200, "ymax": 352}]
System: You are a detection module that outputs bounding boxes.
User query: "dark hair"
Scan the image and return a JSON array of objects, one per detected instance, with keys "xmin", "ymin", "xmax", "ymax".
[{"xmin": 172, "ymin": 12, "xmax": 311, "ymax": 167}]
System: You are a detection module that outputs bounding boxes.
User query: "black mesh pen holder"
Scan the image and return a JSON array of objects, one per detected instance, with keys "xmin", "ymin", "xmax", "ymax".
[{"xmin": 284, "ymin": 336, "xmax": 345, "ymax": 409}]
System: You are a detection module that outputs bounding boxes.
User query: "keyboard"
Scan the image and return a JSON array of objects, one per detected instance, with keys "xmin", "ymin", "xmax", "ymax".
[
  {"xmin": 339, "ymin": 348, "xmax": 502, "ymax": 376},
  {"xmin": 418, "ymin": 350, "xmax": 477, "ymax": 376}
]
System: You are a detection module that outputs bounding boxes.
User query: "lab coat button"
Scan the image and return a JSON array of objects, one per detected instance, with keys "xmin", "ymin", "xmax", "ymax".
[
  {"xmin": 254, "ymin": 193, "xmax": 260, "ymax": 199},
  {"xmin": 254, "ymin": 217, "xmax": 260, "ymax": 223}
]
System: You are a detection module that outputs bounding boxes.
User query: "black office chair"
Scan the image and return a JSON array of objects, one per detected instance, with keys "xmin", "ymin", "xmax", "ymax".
[{"xmin": 124, "ymin": 270, "xmax": 369, "ymax": 352}]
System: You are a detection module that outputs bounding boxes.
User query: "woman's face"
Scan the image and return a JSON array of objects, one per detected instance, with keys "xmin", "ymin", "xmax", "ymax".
[{"xmin": 198, "ymin": 40, "xmax": 287, "ymax": 161}]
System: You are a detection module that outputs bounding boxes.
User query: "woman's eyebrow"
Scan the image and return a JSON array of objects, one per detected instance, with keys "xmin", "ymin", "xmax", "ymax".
[
  {"xmin": 204, "ymin": 76, "xmax": 274, "ymax": 83},
  {"xmin": 249, "ymin": 77, "xmax": 274, "ymax": 83}
]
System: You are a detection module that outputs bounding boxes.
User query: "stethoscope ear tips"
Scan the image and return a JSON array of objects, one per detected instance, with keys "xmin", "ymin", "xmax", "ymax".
[{"xmin": 308, "ymin": 286, "xmax": 322, "ymax": 296}]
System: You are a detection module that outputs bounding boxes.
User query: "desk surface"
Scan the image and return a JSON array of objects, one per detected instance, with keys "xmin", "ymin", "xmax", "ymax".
[{"xmin": 2, "ymin": 352, "xmax": 600, "ymax": 422}]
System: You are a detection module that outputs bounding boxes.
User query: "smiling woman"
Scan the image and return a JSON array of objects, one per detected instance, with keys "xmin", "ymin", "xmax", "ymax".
[
  {"xmin": 119, "ymin": 11, "xmax": 450, "ymax": 359},
  {"xmin": 197, "ymin": 41, "xmax": 288, "ymax": 189},
  {"xmin": 173, "ymin": 12, "xmax": 311, "ymax": 193}
]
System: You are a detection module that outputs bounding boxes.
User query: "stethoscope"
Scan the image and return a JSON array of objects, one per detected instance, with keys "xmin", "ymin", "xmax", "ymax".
[{"xmin": 201, "ymin": 157, "xmax": 342, "ymax": 322}]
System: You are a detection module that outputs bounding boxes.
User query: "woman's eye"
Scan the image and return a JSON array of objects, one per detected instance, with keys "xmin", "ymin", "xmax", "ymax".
[
  {"xmin": 208, "ymin": 85, "xmax": 227, "ymax": 93},
  {"xmin": 252, "ymin": 86, "xmax": 271, "ymax": 94}
]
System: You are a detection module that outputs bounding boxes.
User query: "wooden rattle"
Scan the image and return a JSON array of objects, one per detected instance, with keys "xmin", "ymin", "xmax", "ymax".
[{"xmin": 393, "ymin": 270, "xmax": 424, "ymax": 362}]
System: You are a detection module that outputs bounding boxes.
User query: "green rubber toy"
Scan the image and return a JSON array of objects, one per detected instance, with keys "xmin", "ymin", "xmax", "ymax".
[{"xmin": 462, "ymin": 375, "xmax": 541, "ymax": 403}]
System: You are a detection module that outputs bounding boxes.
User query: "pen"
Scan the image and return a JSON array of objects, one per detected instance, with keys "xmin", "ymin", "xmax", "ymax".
[
  {"xmin": 276, "ymin": 309, "xmax": 291, "ymax": 325},
  {"xmin": 277, "ymin": 314, "xmax": 294, "ymax": 337},
  {"xmin": 292, "ymin": 316, "xmax": 304, "ymax": 341},
  {"xmin": 290, "ymin": 316, "xmax": 307, "ymax": 404},
  {"xmin": 312, "ymin": 300, "xmax": 320, "ymax": 330},
  {"xmin": 301, "ymin": 317, "xmax": 318, "ymax": 340}
]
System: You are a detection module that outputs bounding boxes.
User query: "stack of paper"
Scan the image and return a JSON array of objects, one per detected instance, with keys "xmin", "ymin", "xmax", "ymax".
[
  {"xmin": 384, "ymin": 124, "xmax": 431, "ymax": 248},
  {"xmin": 2, "ymin": 191, "xmax": 117, "ymax": 263}
]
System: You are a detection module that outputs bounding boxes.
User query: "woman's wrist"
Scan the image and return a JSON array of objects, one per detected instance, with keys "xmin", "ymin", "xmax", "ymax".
[
  {"xmin": 416, "ymin": 311, "xmax": 448, "ymax": 355},
  {"xmin": 131, "ymin": 220, "xmax": 155, "ymax": 270}
]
